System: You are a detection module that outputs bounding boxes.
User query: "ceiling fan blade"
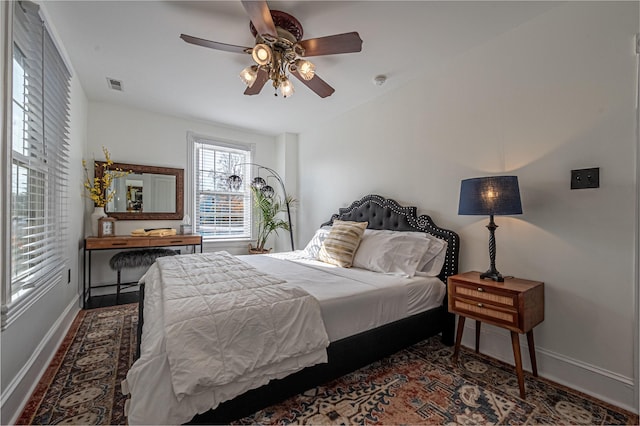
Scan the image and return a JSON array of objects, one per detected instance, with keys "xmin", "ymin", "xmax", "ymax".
[
  {"xmin": 244, "ymin": 67, "xmax": 270, "ymax": 95},
  {"xmin": 180, "ymin": 34, "xmax": 251, "ymax": 54},
  {"xmin": 298, "ymin": 32, "xmax": 363, "ymax": 57},
  {"xmin": 241, "ymin": 1, "xmax": 277, "ymax": 39},
  {"xmin": 290, "ymin": 70, "xmax": 335, "ymax": 98}
]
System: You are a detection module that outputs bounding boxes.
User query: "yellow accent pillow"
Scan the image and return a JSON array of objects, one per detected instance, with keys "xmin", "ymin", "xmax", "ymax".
[{"xmin": 318, "ymin": 220, "xmax": 368, "ymax": 267}]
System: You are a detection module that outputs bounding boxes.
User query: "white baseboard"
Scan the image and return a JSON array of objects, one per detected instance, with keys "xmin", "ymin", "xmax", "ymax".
[
  {"xmin": 461, "ymin": 323, "xmax": 638, "ymax": 414},
  {"xmin": 1, "ymin": 295, "xmax": 80, "ymax": 425}
]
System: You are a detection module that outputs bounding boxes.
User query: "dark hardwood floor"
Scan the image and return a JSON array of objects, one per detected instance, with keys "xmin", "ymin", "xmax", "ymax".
[{"xmin": 85, "ymin": 291, "xmax": 139, "ymax": 309}]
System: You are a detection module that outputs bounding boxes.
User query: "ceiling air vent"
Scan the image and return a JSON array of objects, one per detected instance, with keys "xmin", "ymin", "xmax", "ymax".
[{"xmin": 106, "ymin": 77, "xmax": 123, "ymax": 92}]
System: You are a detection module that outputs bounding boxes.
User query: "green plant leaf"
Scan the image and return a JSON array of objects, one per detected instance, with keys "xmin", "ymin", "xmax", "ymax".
[{"xmin": 251, "ymin": 185, "xmax": 291, "ymax": 251}]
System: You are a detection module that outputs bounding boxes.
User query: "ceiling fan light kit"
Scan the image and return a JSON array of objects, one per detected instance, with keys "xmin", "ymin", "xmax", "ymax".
[
  {"xmin": 181, "ymin": 0, "xmax": 363, "ymax": 99},
  {"xmin": 294, "ymin": 59, "xmax": 315, "ymax": 81},
  {"xmin": 239, "ymin": 65, "xmax": 259, "ymax": 87},
  {"xmin": 279, "ymin": 77, "xmax": 294, "ymax": 97},
  {"xmin": 251, "ymin": 43, "xmax": 272, "ymax": 65}
]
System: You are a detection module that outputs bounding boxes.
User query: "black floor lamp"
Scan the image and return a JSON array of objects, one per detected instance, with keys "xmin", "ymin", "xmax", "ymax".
[
  {"xmin": 228, "ymin": 163, "xmax": 295, "ymax": 251},
  {"xmin": 458, "ymin": 175, "xmax": 522, "ymax": 282}
]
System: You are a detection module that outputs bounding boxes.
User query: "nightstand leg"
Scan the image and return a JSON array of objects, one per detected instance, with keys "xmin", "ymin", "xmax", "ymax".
[
  {"xmin": 452, "ymin": 316, "xmax": 465, "ymax": 363},
  {"xmin": 475, "ymin": 320, "xmax": 481, "ymax": 353},
  {"xmin": 510, "ymin": 331, "xmax": 526, "ymax": 399},
  {"xmin": 526, "ymin": 330, "xmax": 538, "ymax": 377}
]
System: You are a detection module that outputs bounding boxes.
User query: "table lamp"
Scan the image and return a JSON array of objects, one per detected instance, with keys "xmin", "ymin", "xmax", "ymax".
[{"xmin": 458, "ymin": 175, "xmax": 522, "ymax": 282}]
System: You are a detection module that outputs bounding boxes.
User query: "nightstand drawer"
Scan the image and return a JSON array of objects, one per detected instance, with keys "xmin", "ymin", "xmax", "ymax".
[
  {"xmin": 451, "ymin": 282, "xmax": 517, "ymax": 308},
  {"xmin": 447, "ymin": 271, "xmax": 544, "ymax": 333},
  {"xmin": 452, "ymin": 298, "xmax": 517, "ymax": 327}
]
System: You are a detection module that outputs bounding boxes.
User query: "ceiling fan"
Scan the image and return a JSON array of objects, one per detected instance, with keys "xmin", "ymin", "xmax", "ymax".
[{"xmin": 180, "ymin": 0, "xmax": 363, "ymax": 98}]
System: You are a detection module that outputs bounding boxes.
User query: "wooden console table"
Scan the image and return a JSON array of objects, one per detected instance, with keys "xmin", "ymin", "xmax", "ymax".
[{"xmin": 83, "ymin": 234, "xmax": 202, "ymax": 308}]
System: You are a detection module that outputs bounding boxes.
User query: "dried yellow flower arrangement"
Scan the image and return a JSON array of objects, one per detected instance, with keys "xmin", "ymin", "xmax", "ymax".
[{"xmin": 82, "ymin": 147, "xmax": 129, "ymax": 207}]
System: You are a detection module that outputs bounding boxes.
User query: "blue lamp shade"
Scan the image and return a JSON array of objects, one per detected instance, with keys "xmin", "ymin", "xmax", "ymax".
[{"xmin": 458, "ymin": 176, "xmax": 523, "ymax": 216}]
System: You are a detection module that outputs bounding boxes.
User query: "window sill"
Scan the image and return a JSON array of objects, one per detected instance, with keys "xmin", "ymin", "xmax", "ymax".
[
  {"xmin": 1, "ymin": 275, "xmax": 62, "ymax": 330},
  {"xmin": 202, "ymin": 238, "xmax": 255, "ymax": 255}
]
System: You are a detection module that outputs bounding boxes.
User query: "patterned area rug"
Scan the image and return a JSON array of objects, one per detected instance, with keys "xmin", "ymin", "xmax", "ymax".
[
  {"xmin": 17, "ymin": 304, "xmax": 638, "ymax": 425},
  {"xmin": 16, "ymin": 304, "xmax": 137, "ymax": 425},
  {"xmin": 237, "ymin": 338, "xmax": 639, "ymax": 425}
]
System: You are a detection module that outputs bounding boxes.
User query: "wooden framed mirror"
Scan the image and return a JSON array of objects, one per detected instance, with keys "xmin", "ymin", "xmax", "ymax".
[{"xmin": 95, "ymin": 162, "xmax": 184, "ymax": 220}]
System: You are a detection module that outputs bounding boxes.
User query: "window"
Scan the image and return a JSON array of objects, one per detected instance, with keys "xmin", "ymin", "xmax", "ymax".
[
  {"xmin": 189, "ymin": 134, "xmax": 253, "ymax": 240},
  {"xmin": 3, "ymin": 0, "xmax": 70, "ymax": 324}
]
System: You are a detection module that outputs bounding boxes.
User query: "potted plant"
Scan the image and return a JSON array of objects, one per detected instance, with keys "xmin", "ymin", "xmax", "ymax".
[{"xmin": 249, "ymin": 184, "xmax": 292, "ymax": 254}]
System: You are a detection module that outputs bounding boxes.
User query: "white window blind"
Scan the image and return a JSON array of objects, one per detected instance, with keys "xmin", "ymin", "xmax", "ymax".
[
  {"xmin": 192, "ymin": 138, "xmax": 252, "ymax": 240},
  {"xmin": 8, "ymin": 0, "xmax": 70, "ymax": 305}
]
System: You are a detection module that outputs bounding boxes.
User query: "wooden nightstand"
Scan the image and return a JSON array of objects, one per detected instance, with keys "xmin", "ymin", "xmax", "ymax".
[{"xmin": 448, "ymin": 271, "xmax": 544, "ymax": 398}]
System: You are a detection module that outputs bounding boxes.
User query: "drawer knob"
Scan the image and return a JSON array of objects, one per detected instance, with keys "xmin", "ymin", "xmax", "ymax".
[
  {"xmin": 477, "ymin": 303, "xmax": 484, "ymax": 308},
  {"xmin": 477, "ymin": 287, "xmax": 484, "ymax": 292}
]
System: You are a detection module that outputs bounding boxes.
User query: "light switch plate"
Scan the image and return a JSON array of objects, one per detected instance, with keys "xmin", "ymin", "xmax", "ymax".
[{"xmin": 571, "ymin": 167, "xmax": 599, "ymax": 189}]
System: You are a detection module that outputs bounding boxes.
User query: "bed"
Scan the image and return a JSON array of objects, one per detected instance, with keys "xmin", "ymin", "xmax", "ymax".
[{"xmin": 124, "ymin": 194, "xmax": 459, "ymax": 425}]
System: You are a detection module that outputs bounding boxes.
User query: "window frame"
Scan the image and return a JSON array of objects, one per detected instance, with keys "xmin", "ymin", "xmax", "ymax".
[
  {"xmin": 187, "ymin": 132, "xmax": 255, "ymax": 243},
  {"xmin": 1, "ymin": 0, "xmax": 71, "ymax": 329}
]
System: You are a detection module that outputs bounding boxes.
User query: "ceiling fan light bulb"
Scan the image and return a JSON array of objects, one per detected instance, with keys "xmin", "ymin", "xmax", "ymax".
[
  {"xmin": 296, "ymin": 59, "xmax": 315, "ymax": 81},
  {"xmin": 239, "ymin": 65, "xmax": 258, "ymax": 87},
  {"xmin": 252, "ymin": 44, "xmax": 272, "ymax": 66},
  {"xmin": 280, "ymin": 78, "xmax": 294, "ymax": 98}
]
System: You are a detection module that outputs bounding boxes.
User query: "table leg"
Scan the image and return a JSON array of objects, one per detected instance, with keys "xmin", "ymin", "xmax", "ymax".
[
  {"xmin": 475, "ymin": 320, "xmax": 481, "ymax": 353},
  {"xmin": 452, "ymin": 316, "xmax": 465, "ymax": 363},
  {"xmin": 526, "ymin": 330, "xmax": 538, "ymax": 377},
  {"xmin": 87, "ymin": 250, "xmax": 92, "ymax": 303},
  {"xmin": 510, "ymin": 331, "xmax": 526, "ymax": 398},
  {"xmin": 82, "ymin": 248, "xmax": 86, "ymax": 309}
]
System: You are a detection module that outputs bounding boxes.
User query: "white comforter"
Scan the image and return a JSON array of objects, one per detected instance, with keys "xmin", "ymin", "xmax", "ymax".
[
  {"xmin": 123, "ymin": 252, "xmax": 329, "ymax": 425},
  {"xmin": 123, "ymin": 251, "xmax": 445, "ymax": 425},
  {"xmin": 159, "ymin": 252, "xmax": 329, "ymax": 400}
]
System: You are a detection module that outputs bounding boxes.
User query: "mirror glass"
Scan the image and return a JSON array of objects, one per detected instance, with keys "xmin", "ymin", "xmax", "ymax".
[
  {"xmin": 108, "ymin": 173, "xmax": 176, "ymax": 213},
  {"xmin": 96, "ymin": 162, "xmax": 184, "ymax": 220}
]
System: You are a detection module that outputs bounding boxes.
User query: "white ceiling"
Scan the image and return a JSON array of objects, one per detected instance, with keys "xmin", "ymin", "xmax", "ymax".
[{"xmin": 42, "ymin": 1, "xmax": 558, "ymax": 135}]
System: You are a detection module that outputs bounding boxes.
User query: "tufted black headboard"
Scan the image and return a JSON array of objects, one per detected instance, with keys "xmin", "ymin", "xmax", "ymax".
[{"xmin": 321, "ymin": 194, "xmax": 459, "ymax": 282}]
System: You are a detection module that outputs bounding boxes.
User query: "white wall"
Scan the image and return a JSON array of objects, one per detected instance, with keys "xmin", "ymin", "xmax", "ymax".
[
  {"xmin": 275, "ymin": 133, "xmax": 299, "ymax": 253},
  {"xmin": 297, "ymin": 2, "xmax": 638, "ymax": 411}
]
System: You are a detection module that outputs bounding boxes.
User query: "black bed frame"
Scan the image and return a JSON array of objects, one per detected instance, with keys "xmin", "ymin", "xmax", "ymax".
[{"xmin": 136, "ymin": 194, "xmax": 460, "ymax": 424}]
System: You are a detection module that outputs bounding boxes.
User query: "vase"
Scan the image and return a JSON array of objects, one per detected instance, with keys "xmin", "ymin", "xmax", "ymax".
[{"xmin": 90, "ymin": 206, "xmax": 107, "ymax": 236}]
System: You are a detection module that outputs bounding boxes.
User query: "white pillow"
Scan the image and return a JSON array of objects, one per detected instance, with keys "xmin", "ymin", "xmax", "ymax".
[
  {"xmin": 353, "ymin": 229, "xmax": 431, "ymax": 277},
  {"xmin": 302, "ymin": 227, "xmax": 331, "ymax": 259},
  {"xmin": 417, "ymin": 234, "xmax": 448, "ymax": 276}
]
